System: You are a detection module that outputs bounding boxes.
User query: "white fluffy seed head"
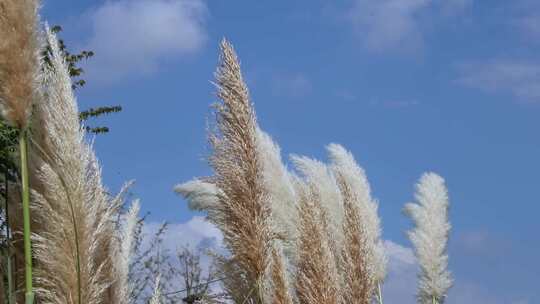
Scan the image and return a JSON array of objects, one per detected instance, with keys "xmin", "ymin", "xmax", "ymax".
[
  {"xmin": 326, "ymin": 143, "xmax": 387, "ymax": 282},
  {"xmin": 115, "ymin": 200, "xmax": 140, "ymax": 304},
  {"xmin": 405, "ymin": 172, "xmax": 452, "ymax": 303},
  {"xmin": 174, "ymin": 179, "xmax": 220, "ymax": 212},
  {"xmin": 290, "ymin": 154, "xmax": 344, "ymax": 255},
  {"xmin": 30, "ymin": 27, "xmax": 120, "ymax": 303},
  {"xmin": 255, "ymin": 128, "xmax": 298, "ymax": 251}
]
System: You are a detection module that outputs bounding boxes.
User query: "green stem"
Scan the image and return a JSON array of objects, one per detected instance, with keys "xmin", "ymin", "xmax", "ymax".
[
  {"xmin": 432, "ymin": 296, "xmax": 438, "ymax": 304},
  {"xmin": 19, "ymin": 130, "xmax": 34, "ymax": 304}
]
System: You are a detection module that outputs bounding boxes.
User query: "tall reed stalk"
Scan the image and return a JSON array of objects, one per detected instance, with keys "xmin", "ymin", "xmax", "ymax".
[
  {"xmin": 0, "ymin": 0, "xmax": 41, "ymax": 302},
  {"xmin": 18, "ymin": 130, "xmax": 34, "ymax": 304}
]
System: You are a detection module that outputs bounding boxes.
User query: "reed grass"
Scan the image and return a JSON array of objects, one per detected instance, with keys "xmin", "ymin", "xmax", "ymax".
[
  {"xmin": 114, "ymin": 200, "xmax": 140, "ymax": 304},
  {"xmin": 269, "ymin": 247, "xmax": 293, "ymax": 304},
  {"xmin": 0, "ymin": 1, "xmax": 42, "ymax": 302},
  {"xmin": 292, "ymin": 178, "xmax": 340, "ymax": 304},
  {"xmin": 327, "ymin": 144, "xmax": 387, "ymax": 303},
  {"xmin": 173, "ymin": 38, "xmax": 459, "ymax": 304},
  {"xmin": 404, "ymin": 173, "xmax": 452, "ymax": 304},
  {"xmin": 27, "ymin": 27, "xmax": 120, "ymax": 304},
  {"xmin": 204, "ymin": 39, "xmax": 275, "ymax": 303}
]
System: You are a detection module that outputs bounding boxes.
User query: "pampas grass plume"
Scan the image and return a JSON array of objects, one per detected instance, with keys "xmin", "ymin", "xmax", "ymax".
[
  {"xmin": 115, "ymin": 200, "xmax": 140, "ymax": 304},
  {"xmin": 0, "ymin": 0, "xmax": 41, "ymax": 128},
  {"xmin": 30, "ymin": 26, "xmax": 119, "ymax": 304},
  {"xmin": 404, "ymin": 172, "xmax": 452, "ymax": 304},
  {"xmin": 327, "ymin": 143, "xmax": 386, "ymax": 303}
]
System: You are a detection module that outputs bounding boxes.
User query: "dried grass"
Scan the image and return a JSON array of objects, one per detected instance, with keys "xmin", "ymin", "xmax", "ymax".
[
  {"xmin": 207, "ymin": 39, "xmax": 274, "ymax": 303},
  {"xmin": 0, "ymin": 0, "xmax": 41, "ymax": 128},
  {"xmin": 293, "ymin": 178, "xmax": 340, "ymax": 304},
  {"xmin": 28, "ymin": 27, "xmax": 119, "ymax": 304}
]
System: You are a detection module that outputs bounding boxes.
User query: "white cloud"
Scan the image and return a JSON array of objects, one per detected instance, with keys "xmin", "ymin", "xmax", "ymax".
[
  {"xmin": 82, "ymin": 0, "xmax": 207, "ymax": 84},
  {"xmin": 370, "ymin": 98, "xmax": 420, "ymax": 108},
  {"xmin": 144, "ymin": 217, "xmax": 515, "ymax": 303},
  {"xmin": 512, "ymin": 0, "xmax": 540, "ymax": 39},
  {"xmin": 348, "ymin": 0, "xmax": 430, "ymax": 52},
  {"xmin": 456, "ymin": 60, "xmax": 540, "ymax": 102},
  {"xmin": 442, "ymin": 0, "xmax": 473, "ymax": 16},
  {"xmin": 446, "ymin": 281, "xmax": 510, "ymax": 304},
  {"xmin": 381, "ymin": 240, "xmax": 515, "ymax": 304},
  {"xmin": 143, "ymin": 216, "xmax": 222, "ymax": 253},
  {"xmin": 518, "ymin": 15, "xmax": 540, "ymax": 38},
  {"xmin": 347, "ymin": 0, "xmax": 471, "ymax": 52},
  {"xmin": 143, "ymin": 220, "xmax": 420, "ymax": 302},
  {"xmin": 382, "ymin": 240, "xmax": 417, "ymax": 304},
  {"xmin": 272, "ymin": 72, "xmax": 313, "ymax": 98}
]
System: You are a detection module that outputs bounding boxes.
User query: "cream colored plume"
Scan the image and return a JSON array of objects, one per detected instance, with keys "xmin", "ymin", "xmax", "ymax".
[
  {"xmin": 205, "ymin": 38, "xmax": 275, "ymax": 303},
  {"xmin": 290, "ymin": 154, "xmax": 344, "ymax": 258},
  {"xmin": 0, "ymin": 0, "xmax": 41, "ymax": 128},
  {"xmin": 293, "ymin": 178, "xmax": 341, "ymax": 304},
  {"xmin": 175, "ymin": 39, "xmax": 298, "ymax": 303},
  {"xmin": 114, "ymin": 200, "xmax": 140, "ymax": 304},
  {"xmin": 255, "ymin": 128, "xmax": 298, "ymax": 258},
  {"xmin": 405, "ymin": 172, "xmax": 452, "ymax": 304},
  {"xmin": 327, "ymin": 143, "xmax": 387, "ymax": 303},
  {"xmin": 29, "ymin": 27, "xmax": 119, "ymax": 304}
]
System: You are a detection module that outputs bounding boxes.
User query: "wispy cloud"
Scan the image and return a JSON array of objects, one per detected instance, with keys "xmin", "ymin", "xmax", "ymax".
[
  {"xmin": 347, "ymin": 0, "xmax": 471, "ymax": 52},
  {"xmin": 143, "ymin": 216, "xmax": 529, "ymax": 303},
  {"xmin": 456, "ymin": 60, "xmax": 540, "ymax": 103},
  {"xmin": 382, "ymin": 241, "xmax": 417, "ymax": 304},
  {"xmin": 81, "ymin": 0, "xmax": 207, "ymax": 85},
  {"xmin": 143, "ymin": 216, "xmax": 222, "ymax": 252},
  {"xmin": 511, "ymin": 0, "xmax": 540, "ymax": 39},
  {"xmin": 272, "ymin": 72, "xmax": 313, "ymax": 99},
  {"xmin": 371, "ymin": 98, "xmax": 420, "ymax": 109}
]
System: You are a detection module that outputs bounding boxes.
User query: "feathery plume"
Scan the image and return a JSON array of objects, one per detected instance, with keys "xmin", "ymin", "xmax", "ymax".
[
  {"xmin": 293, "ymin": 178, "xmax": 341, "ymax": 304},
  {"xmin": 29, "ymin": 27, "xmax": 119, "ymax": 304},
  {"xmin": 327, "ymin": 144, "xmax": 387, "ymax": 295},
  {"xmin": 1, "ymin": 1, "xmax": 42, "ymax": 301},
  {"xmin": 270, "ymin": 246, "xmax": 294, "ymax": 304},
  {"xmin": 176, "ymin": 40, "xmax": 297, "ymax": 303},
  {"xmin": 290, "ymin": 154, "xmax": 344, "ymax": 259},
  {"xmin": 404, "ymin": 173, "xmax": 452, "ymax": 304},
  {"xmin": 255, "ymin": 128, "xmax": 298, "ymax": 262},
  {"xmin": 206, "ymin": 38, "xmax": 274, "ymax": 303},
  {"xmin": 0, "ymin": 0, "xmax": 41, "ymax": 128},
  {"xmin": 115, "ymin": 200, "xmax": 140, "ymax": 304},
  {"xmin": 176, "ymin": 130, "xmax": 297, "ymax": 249},
  {"xmin": 174, "ymin": 179, "xmax": 220, "ymax": 212},
  {"xmin": 174, "ymin": 178, "xmax": 225, "ymax": 232},
  {"xmin": 338, "ymin": 179, "xmax": 373, "ymax": 304}
]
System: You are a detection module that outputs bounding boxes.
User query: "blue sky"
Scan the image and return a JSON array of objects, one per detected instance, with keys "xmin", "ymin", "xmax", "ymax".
[{"xmin": 42, "ymin": 0, "xmax": 539, "ymax": 302}]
